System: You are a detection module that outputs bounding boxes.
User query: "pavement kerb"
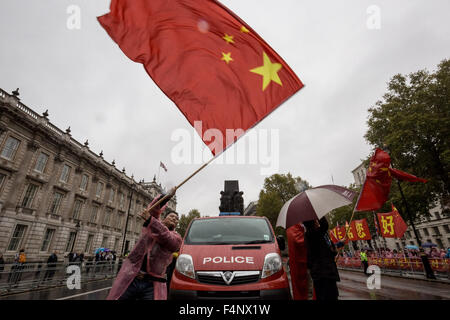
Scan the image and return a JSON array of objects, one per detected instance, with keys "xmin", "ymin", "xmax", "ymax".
[{"xmin": 338, "ymin": 267, "xmax": 450, "ymax": 286}]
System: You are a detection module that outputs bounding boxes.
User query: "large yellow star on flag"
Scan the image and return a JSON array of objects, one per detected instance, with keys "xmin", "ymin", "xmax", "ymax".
[{"xmin": 250, "ymin": 52, "xmax": 283, "ymax": 91}]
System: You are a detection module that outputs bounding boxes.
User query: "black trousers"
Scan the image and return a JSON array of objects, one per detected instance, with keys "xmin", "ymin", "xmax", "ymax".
[
  {"xmin": 118, "ymin": 278, "xmax": 155, "ymax": 300},
  {"xmin": 362, "ymin": 261, "xmax": 369, "ymax": 275},
  {"xmin": 313, "ymin": 279, "xmax": 339, "ymax": 301}
]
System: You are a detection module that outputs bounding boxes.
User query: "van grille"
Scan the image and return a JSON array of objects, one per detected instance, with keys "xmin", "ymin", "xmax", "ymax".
[{"xmin": 196, "ymin": 271, "xmax": 260, "ymax": 286}]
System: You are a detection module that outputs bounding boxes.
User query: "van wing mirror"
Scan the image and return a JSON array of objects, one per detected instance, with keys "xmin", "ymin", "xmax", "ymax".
[{"xmin": 276, "ymin": 235, "xmax": 285, "ymax": 251}]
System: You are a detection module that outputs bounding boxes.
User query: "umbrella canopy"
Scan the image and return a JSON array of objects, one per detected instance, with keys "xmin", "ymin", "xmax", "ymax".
[
  {"xmin": 406, "ymin": 245, "xmax": 419, "ymax": 250},
  {"xmin": 95, "ymin": 247, "xmax": 108, "ymax": 254},
  {"xmin": 421, "ymin": 242, "xmax": 437, "ymax": 248},
  {"xmin": 276, "ymin": 185, "xmax": 357, "ymax": 229}
]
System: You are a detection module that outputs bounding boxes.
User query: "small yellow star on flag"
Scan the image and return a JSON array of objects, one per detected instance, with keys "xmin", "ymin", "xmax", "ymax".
[
  {"xmin": 240, "ymin": 26, "xmax": 249, "ymax": 33},
  {"xmin": 250, "ymin": 52, "xmax": 283, "ymax": 91},
  {"xmin": 221, "ymin": 52, "xmax": 233, "ymax": 64},
  {"xmin": 223, "ymin": 33, "xmax": 234, "ymax": 44}
]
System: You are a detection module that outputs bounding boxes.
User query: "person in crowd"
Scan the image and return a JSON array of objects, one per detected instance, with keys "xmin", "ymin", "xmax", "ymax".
[
  {"xmin": 304, "ymin": 217, "xmax": 340, "ymax": 301},
  {"xmin": 287, "ymin": 223, "xmax": 310, "ymax": 300},
  {"xmin": 44, "ymin": 252, "xmax": 58, "ymax": 282},
  {"xmin": 445, "ymin": 248, "xmax": 450, "ymax": 259},
  {"xmin": 430, "ymin": 248, "xmax": 440, "ymax": 258},
  {"xmin": 10, "ymin": 249, "xmax": 26, "ymax": 286},
  {"xmin": 360, "ymin": 249, "xmax": 369, "ymax": 275},
  {"xmin": 107, "ymin": 190, "xmax": 182, "ymax": 300}
]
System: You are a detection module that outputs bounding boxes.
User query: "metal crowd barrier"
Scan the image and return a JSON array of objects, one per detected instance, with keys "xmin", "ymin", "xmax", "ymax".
[
  {"xmin": 0, "ymin": 259, "xmax": 124, "ymax": 295},
  {"xmin": 336, "ymin": 257, "xmax": 450, "ymax": 280}
]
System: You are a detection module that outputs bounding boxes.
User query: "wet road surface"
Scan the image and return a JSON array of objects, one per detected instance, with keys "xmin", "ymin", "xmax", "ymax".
[
  {"xmin": 337, "ymin": 270, "xmax": 450, "ymax": 300},
  {"xmin": 0, "ymin": 269, "xmax": 448, "ymax": 300}
]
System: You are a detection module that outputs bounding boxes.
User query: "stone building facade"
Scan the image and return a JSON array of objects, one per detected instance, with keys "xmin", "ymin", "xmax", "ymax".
[
  {"xmin": 0, "ymin": 88, "xmax": 176, "ymax": 262},
  {"xmin": 351, "ymin": 162, "xmax": 450, "ymax": 250}
]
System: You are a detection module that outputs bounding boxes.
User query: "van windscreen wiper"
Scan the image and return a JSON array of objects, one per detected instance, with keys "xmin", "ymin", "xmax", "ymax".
[{"xmin": 240, "ymin": 240, "xmax": 272, "ymax": 244}]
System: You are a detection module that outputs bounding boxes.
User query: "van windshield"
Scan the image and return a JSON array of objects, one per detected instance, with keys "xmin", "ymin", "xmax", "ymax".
[{"xmin": 184, "ymin": 218, "xmax": 274, "ymax": 245}]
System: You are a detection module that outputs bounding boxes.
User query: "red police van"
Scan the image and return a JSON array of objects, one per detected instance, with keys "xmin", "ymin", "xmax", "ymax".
[{"xmin": 169, "ymin": 215, "xmax": 290, "ymax": 299}]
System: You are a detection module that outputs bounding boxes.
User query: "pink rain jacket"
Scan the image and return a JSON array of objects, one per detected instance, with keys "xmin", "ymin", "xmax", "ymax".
[{"xmin": 107, "ymin": 199, "xmax": 182, "ymax": 300}]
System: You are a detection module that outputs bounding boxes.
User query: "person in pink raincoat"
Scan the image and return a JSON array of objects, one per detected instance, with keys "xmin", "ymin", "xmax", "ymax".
[{"xmin": 107, "ymin": 190, "xmax": 182, "ymax": 300}]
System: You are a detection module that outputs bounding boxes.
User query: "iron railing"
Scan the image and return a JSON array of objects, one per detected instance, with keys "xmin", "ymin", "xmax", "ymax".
[{"xmin": 0, "ymin": 260, "xmax": 124, "ymax": 295}]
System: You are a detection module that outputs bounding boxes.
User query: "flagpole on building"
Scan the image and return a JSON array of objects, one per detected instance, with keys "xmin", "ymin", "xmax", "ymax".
[{"xmin": 157, "ymin": 164, "xmax": 161, "ymax": 184}]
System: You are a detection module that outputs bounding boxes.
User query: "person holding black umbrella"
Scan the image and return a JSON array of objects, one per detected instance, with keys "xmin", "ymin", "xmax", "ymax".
[{"xmin": 304, "ymin": 217, "xmax": 340, "ymax": 301}]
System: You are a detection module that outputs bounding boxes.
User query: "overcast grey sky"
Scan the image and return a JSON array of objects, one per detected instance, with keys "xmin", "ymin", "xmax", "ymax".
[{"xmin": 1, "ymin": 0, "xmax": 449, "ymax": 217}]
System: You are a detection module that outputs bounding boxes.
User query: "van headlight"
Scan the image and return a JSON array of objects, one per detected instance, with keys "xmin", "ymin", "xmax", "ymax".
[
  {"xmin": 261, "ymin": 253, "xmax": 282, "ymax": 278},
  {"xmin": 175, "ymin": 254, "xmax": 195, "ymax": 279}
]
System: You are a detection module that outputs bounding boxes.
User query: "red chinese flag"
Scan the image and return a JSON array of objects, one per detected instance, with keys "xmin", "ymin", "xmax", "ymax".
[
  {"xmin": 98, "ymin": 0, "xmax": 303, "ymax": 155},
  {"xmin": 355, "ymin": 148, "xmax": 392, "ymax": 211},
  {"xmin": 389, "ymin": 168, "xmax": 427, "ymax": 183}
]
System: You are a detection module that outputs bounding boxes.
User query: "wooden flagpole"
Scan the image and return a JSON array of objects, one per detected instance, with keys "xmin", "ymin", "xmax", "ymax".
[{"xmin": 139, "ymin": 157, "xmax": 215, "ymax": 219}]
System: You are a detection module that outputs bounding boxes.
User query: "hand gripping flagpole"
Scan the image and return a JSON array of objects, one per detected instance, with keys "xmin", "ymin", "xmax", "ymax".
[{"xmin": 139, "ymin": 157, "xmax": 215, "ymax": 219}]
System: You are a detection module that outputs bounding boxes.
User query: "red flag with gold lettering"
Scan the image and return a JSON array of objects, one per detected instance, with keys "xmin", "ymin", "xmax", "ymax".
[
  {"xmin": 329, "ymin": 225, "xmax": 349, "ymax": 244},
  {"xmin": 376, "ymin": 204, "xmax": 408, "ymax": 238},
  {"xmin": 352, "ymin": 218, "xmax": 372, "ymax": 240},
  {"xmin": 98, "ymin": 0, "xmax": 303, "ymax": 155}
]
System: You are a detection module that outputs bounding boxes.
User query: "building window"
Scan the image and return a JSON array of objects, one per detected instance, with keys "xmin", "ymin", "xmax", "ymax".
[
  {"xmin": 443, "ymin": 225, "xmax": 450, "ymax": 234},
  {"xmin": 114, "ymin": 238, "xmax": 120, "ymax": 251},
  {"xmin": 34, "ymin": 152, "xmax": 49, "ymax": 173},
  {"xmin": 116, "ymin": 214, "xmax": 123, "ymax": 229},
  {"xmin": 432, "ymin": 226, "xmax": 441, "ymax": 236},
  {"xmin": 104, "ymin": 209, "xmax": 112, "ymax": 226},
  {"xmin": 101, "ymin": 236, "xmax": 108, "ymax": 248},
  {"xmin": 423, "ymin": 228, "xmax": 430, "ymax": 236},
  {"xmin": 434, "ymin": 212, "xmax": 441, "ymax": 220},
  {"xmin": 80, "ymin": 174, "xmax": 89, "ymax": 191},
  {"xmin": 7, "ymin": 224, "xmax": 28, "ymax": 251},
  {"xmin": 49, "ymin": 192, "xmax": 64, "ymax": 215},
  {"xmin": 40, "ymin": 228, "xmax": 55, "ymax": 252},
  {"xmin": 130, "ymin": 200, "xmax": 135, "ymax": 215},
  {"xmin": 127, "ymin": 218, "xmax": 133, "ymax": 232},
  {"xmin": 65, "ymin": 232, "xmax": 77, "ymax": 252},
  {"xmin": 21, "ymin": 184, "xmax": 39, "ymax": 208},
  {"xmin": 90, "ymin": 206, "xmax": 99, "ymax": 223},
  {"xmin": 109, "ymin": 188, "xmax": 115, "ymax": 203},
  {"xmin": 0, "ymin": 172, "xmax": 6, "ymax": 189},
  {"xmin": 85, "ymin": 234, "xmax": 94, "ymax": 254},
  {"xmin": 119, "ymin": 193, "xmax": 125, "ymax": 210},
  {"xmin": 96, "ymin": 182, "xmax": 104, "ymax": 198},
  {"xmin": 1, "ymin": 136, "xmax": 20, "ymax": 160},
  {"xmin": 72, "ymin": 200, "xmax": 83, "ymax": 220},
  {"xmin": 59, "ymin": 164, "xmax": 71, "ymax": 183}
]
